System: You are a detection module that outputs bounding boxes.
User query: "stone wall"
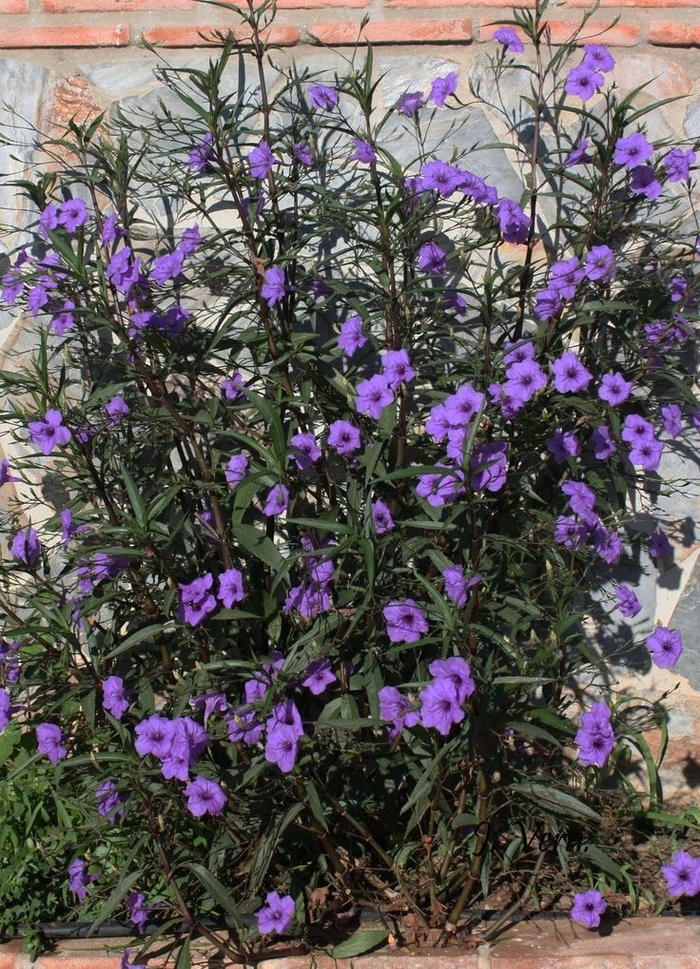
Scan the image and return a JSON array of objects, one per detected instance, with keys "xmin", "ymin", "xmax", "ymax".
[{"xmin": 1, "ymin": 0, "xmax": 700, "ymax": 805}]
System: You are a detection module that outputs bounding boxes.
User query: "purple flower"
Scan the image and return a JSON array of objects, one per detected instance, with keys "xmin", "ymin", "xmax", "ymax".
[
  {"xmin": 337, "ymin": 315, "xmax": 367, "ymax": 356},
  {"xmin": 649, "ymin": 528, "xmax": 673, "ymax": 562},
  {"xmin": 420, "ymin": 159, "xmax": 464, "ymax": 197},
  {"xmin": 127, "ymin": 892, "xmax": 155, "ymax": 933},
  {"xmin": 547, "ymin": 429, "xmax": 581, "ymax": 463},
  {"xmin": 646, "ymin": 625, "xmax": 683, "ymax": 668},
  {"xmin": 661, "ymin": 851, "xmax": 700, "ymax": 898},
  {"xmin": 102, "ymin": 675, "xmax": 130, "ymax": 719},
  {"xmin": 554, "ymin": 516, "xmax": 588, "ymax": 551},
  {"xmin": 327, "ymin": 419, "xmax": 361, "ymax": 455},
  {"xmin": 150, "ymin": 249, "xmax": 184, "ymax": 285},
  {"xmin": 302, "ymin": 658, "xmax": 337, "ymax": 695},
  {"xmin": 256, "ymin": 891, "xmax": 295, "ymax": 935},
  {"xmin": 661, "ymin": 404, "xmax": 683, "ymax": 438},
  {"xmin": 566, "ymin": 139, "xmax": 592, "ymax": 167},
  {"xmin": 96, "ymin": 779, "xmax": 126, "ymax": 824},
  {"xmin": 188, "ymin": 132, "xmax": 213, "ymax": 172},
  {"xmin": 429, "ymin": 71, "xmax": 458, "ymax": 107},
  {"xmin": 351, "ymin": 138, "xmax": 377, "ymax": 164},
  {"xmin": 504, "ymin": 358, "xmax": 547, "ymax": 405},
  {"xmin": 561, "ymin": 480, "xmax": 596, "ymax": 518},
  {"xmin": 27, "ymin": 409, "xmax": 71, "ymax": 455},
  {"xmin": 58, "ymin": 198, "xmax": 89, "ymax": 233},
  {"xmin": 590, "ymin": 425, "xmax": 617, "ymax": 460},
  {"xmin": 417, "ymin": 240, "xmax": 447, "ymax": 274},
  {"xmin": 534, "ymin": 287, "xmax": 563, "ymax": 321},
  {"xmin": 134, "ymin": 714, "xmax": 174, "ymax": 759},
  {"xmin": 497, "ymin": 198, "xmax": 531, "ymax": 244},
  {"xmin": 263, "ymin": 483, "xmax": 289, "ymax": 516},
  {"xmin": 493, "ymin": 26, "xmax": 524, "ymax": 53},
  {"xmin": 382, "ymin": 348, "xmax": 415, "ymax": 389},
  {"xmin": 398, "ymin": 90, "xmax": 425, "ymax": 115},
  {"xmin": 183, "ymin": 775, "xmax": 227, "ymax": 816},
  {"xmin": 179, "ymin": 225, "xmax": 201, "ymax": 255},
  {"xmin": 37, "ymin": 722, "xmax": 67, "ymax": 764},
  {"xmin": 552, "ymin": 352, "xmax": 593, "ymax": 394},
  {"xmin": 249, "ymin": 141, "xmax": 277, "ymax": 179},
  {"xmin": 621, "ymin": 413, "xmax": 654, "ymax": 445},
  {"xmin": 190, "ymin": 692, "xmax": 228, "ymax": 723},
  {"xmin": 471, "ymin": 442, "xmax": 507, "ymax": 492},
  {"xmin": 615, "ymin": 585, "xmax": 641, "ymax": 619},
  {"xmin": 11, "ymin": 527, "xmax": 42, "ymax": 565},
  {"xmin": 383, "ymin": 599, "xmax": 429, "ymax": 644},
  {"xmin": 416, "ymin": 465, "xmax": 464, "ymax": 507},
  {"xmin": 664, "ymin": 147, "xmax": 695, "ymax": 182},
  {"xmin": 429, "ymin": 656, "xmax": 476, "ymax": 704},
  {"xmin": 597, "ymin": 371, "xmax": 632, "ymax": 406},
  {"xmin": 0, "ymin": 688, "xmax": 11, "ymax": 732},
  {"xmin": 565, "ymin": 63, "xmax": 604, "ymax": 101},
  {"xmin": 51, "ymin": 300, "xmax": 76, "ymax": 336},
  {"xmin": 293, "ymin": 142, "xmax": 313, "ymax": 165},
  {"xmin": 222, "ymin": 372, "xmax": 246, "ymax": 401},
  {"xmin": 218, "ymin": 568, "xmax": 245, "ymax": 608},
  {"xmin": 442, "ymin": 564, "xmax": 471, "ymax": 607},
  {"xmin": 121, "ymin": 949, "xmax": 146, "ymax": 969},
  {"xmin": 629, "ymin": 436, "xmax": 664, "ymax": 472},
  {"xmin": 106, "ymin": 247, "xmax": 142, "ymax": 294},
  {"xmin": 290, "ymin": 431, "xmax": 321, "ymax": 470},
  {"xmin": 582, "ymin": 44, "xmax": 615, "ymax": 73},
  {"xmin": 261, "ymin": 266, "xmax": 288, "ymax": 307},
  {"xmin": 105, "ymin": 395, "xmax": 129, "ymax": 427},
  {"xmin": 378, "ymin": 685, "xmax": 420, "ymax": 740},
  {"xmin": 614, "ymin": 132, "xmax": 653, "ymax": 168},
  {"xmin": 265, "ymin": 724, "xmax": 300, "ymax": 773},
  {"xmin": 68, "ymin": 858, "xmax": 97, "ymax": 902},
  {"xmin": 179, "ymin": 573, "xmax": 217, "ymax": 626},
  {"xmin": 372, "ymin": 498, "xmax": 395, "ymax": 535},
  {"xmin": 630, "ymin": 165, "xmax": 662, "ymax": 200},
  {"xmin": 584, "ymin": 244, "xmax": 615, "ymax": 282},
  {"xmin": 593, "ymin": 527, "xmax": 622, "ymax": 565},
  {"xmin": 356, "ymin": 374, "xmax": 394, "ymax": 420},
  {"xmin": 308, "ymin": 83, "xmax": 338, "ymax": 110},
  {"xmin": 101, "ymin": 213, "xmax": 121, "ymax": 246},
  {"xmin": 549, "ymin": 256, "xmax": 584, "ymax": 299},
  {"xmin": 420, "ymin": 677, "xmax": 465, "ymax": 735},
  {"xmin": 225, "ymin": 453, "xmax": 250, "ymax": 487},
  {"xmin": 570, "ymin": 889, "xmax": 607, "ymax": 929}
]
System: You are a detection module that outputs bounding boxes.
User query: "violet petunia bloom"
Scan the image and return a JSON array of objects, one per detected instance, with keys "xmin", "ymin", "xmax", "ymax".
[
  {"xmin": 533, "ymin": 287, "xmax": 563, "ymax": 322},
  {"xmin": 575, "ymin": 701, "xmax": 614, "ymax": 767},
  {"xmin": 11, "ymin": 527, "xmax": 42, "ymax": 566},
  {"xmin": 121, "ymin": 948, "xmax": 146, "ymax": 969},
  {"xmin": 217, "ymin": 568, "xmax": 245, "ymax": 608},
  {"xmin": 338, "ymin": 315, "xmax": 367, "ymax": 356},
  {"xmin": 615, "ymin": 585, "xmax": 642, "ymax": 619},
  {"xmin": 127, "ymin": 892, "xmax": 155, "ymax": 934},
  {"xmin": 28, "ymin": 409, "xmax": 72, "ymax": 455},
  {"xmin": 584, "ymin": 245, "xmax": 615, "ymax": 282},
  {"xmin": 549, "ymin": 256, "xmax": 584, "ymax": 299},
  {"xmin": 96, "ymin": 779, "xmax": 126, "ymax": 824},
  {"xmin": 58, "ymin": 198, "xmax": 89, "ymax": 233},
  {"xmin": 442, "ymin": 565, "xmax": 480, "ymax": 608},
  {"xmin": 417, "ymin": 241, "xmax": 447, "ymax": 274},
  {"xmin": 327, "ymin": 420, "xmax": 361, "ymax": 455},
  {"xmin": 593, "ymin": 526, "xmax": 622, "ymax": 565},
  {"xmin": 383, "ymin": 599, "xmax": 429, "ymax": 643},
  {"xmin": 664, "ymin": 147, "xmax": 695, "ymax": 182},
  {"xmin": 570, "ymin": 889, "xmax": 607, "ymax": 929},
  {"xmin": 398, "ymin": 90, "xmax": 425, "ymax": 115},
  {"xmin": 614, "ymin": 132, "xmax": 653, "ymax": 168},
  {"xmin": 302, "ymin": 658, "xmax": 337, "ymax": 695},
  {"xmin": 590, "ymin": 425, "xmax": 617, "ymax": 460},
  {"xmin": 183, "ymin": 775, "xmax": 227, "ymax": 816},
  {"xmin": 256, "ymin": 891, "xmax": 295, "ymax": 935},
  {"xmin": 293, "ymin": 142, "xmax": 313, "ymax": 165},
  {"xmin": 630, "ymin": 165, "xmax": 662, "ymax": 200},
  {"xmin": 51, "ymin": 300, "xmax": 76, "ymax": 336},
  {"xmin": 188, "ymin": 132, "xmax": 213, "ymax": 172},
  {"xmin": 382, "ymin": 348, "xmax": 415, "ymax": 389},
  {"xmin": 504, "ymin": 358, "xmax": 548, "ymax": 406},
  {"xmin": 649, "ymin": 528, "xmax": 673, "ymax": 562},
  {"xmin": 471, "ymin": 442, "xmax": 507, "ymax": 492},
  {"xmin": 356, "ymin": 374, "xmax": 394, "ymax": 420},
  {"xmin": 105, "ymin": 395, "xmax": 129, "ymax": 427},
  {"xmin": 265, "ymin": 724, "xmax": 300, "ymax": 773},
  {"xmin": 420, "ymin": 159, "xmax": 464, "ymax": 197},
  {"xmin": 565, "ymin": 63, "xmax": 604, "ymax": 101},
  {"xmin": 225, "ymin": 453, "xmax": 250, "ymax": 487},
  {"xmin": 496, "ymin": 198, "xmax": 531, "ymax": 244},
  {"xmin": 37, "ymin": 722, "xmax": 67, "ymax": 764},
  {"xmin": 552, "ymin": 352, "xmax": 593, "ymax": 394},
  {"xmin": 429, "ymin": 657, "xmax": 476, "ymax": 704},
  {"xmin": 102, "ymin": 675, "xmax": 130, "ymax": 719},
  {"xmin": 263, "ymin": 483, "xmax": 289, "ymax": 516},
  {"xmin": 646, "ymin": 625, "xmax": 683, "ymax": 669},
  {"xmin": 249, "ymin": 141, "xmax": 277, "ymax": 179},
  {"xmin": 0, "ymin": 687, "xmax": 11, "ymax": 732},
  {"xmin": 179, "ymin": 573, "xmax": 217, "ymax": 626},
  {"xmin": 582, "ymin": 44, "xmax": 615, "ymax": 73},
  {"xmin": 371, "ymin": 498, "xmax": 395, "ymax": 535},
  {"xmin": 308, "ymin": 83, "xmax": 338, "ymax": 110},
  {"xmin": 429, "ymin": 71, "xmax": 458, "ymax": 107},
  {"xmin": 628, "ymin": 436, "xmax": 664, "ymax": 472},
  {"xmin": 493, "ymin": 26, "xmax": 524, "ymax": 53},
  {"xmin": 597, "ymin": 371, "xmax": 632, "ymax": 406},
  {"xmin": 661, "ymin": 403, "xmax": 683, "ymax": 438},
  {"xmin": 352, "ymin": 138, "xmax": 377, "ymax": 164},
  {"xmin": 566, "ymin": 139, "xmax": 592, "ymax": 168},
  {"xmin": 290, "ymin": 431, "xmax": 321, "ymax": 470},
  {"xmin": 661, "ymin": 851, "xmax": 700, "ymax": 898},
  {"xmin": 554, "ymin": 516, "xmax": 589, "ymax": 552},
  {"xmin": 134, "ymin": 714, "xmax": 174, "ymax": 760},
  {"xmin": 68, "ymin": 858, "xmax": 97, "ymax": 902},
  {"xmin": 150, "ymin": 249, "xmax": 184, "ymax": 285},
  {"xmin": 378, "ymin": 685, "xmax": 420, "ymax": 740},
  {"xmin": 261, "ymin": 266, "xmax": 288, "ymax": 307},
  {"xmin": 416, "ymin": 465, "xmax": 465, "ymax": 507},
  {"xmin": 419, "ymin": 676, "xmax": 466, "ymax": 735},
  {"xmin": 547, "ymin": 429, "xmax": 581, "ymax": 463}
]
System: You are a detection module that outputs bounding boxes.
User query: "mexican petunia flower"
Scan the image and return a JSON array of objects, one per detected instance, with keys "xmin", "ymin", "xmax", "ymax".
[
  {"xmin": 179, "ymin": 573, "xmax": 217, "ymax": 626},
  {"xmin": 664, "ymin": 147, "xmax": 695, "ymax": 182},
  {"xmin": 582, "ymin": 44, "xmax": 615, "ymax": 73},
  {"xmin": 308, "ymin": 83, "xmax": 338, "ymax": 110},
  {"xmin": 471, "ymin": 442, "xmax": 507, "ymax": 492},
  {"xmin": 58, "ymin": 198, "xmax": 89, "ymax": 233},
  {"xmin": 68, "ymin": 858, "xmax": 97, "ymax": 902},
  {"xmin": 372, "ymin": 498, "xmax": 395, "ymax": 534},
  {"xmin": 134, "ymin": 714, "xmax": 174, "ymax": 760},
  {"xmin": 256, "ymin": 891, "xmax": 295, "ymax": 935},
  {"xmin": 493, "ymin": 26, "xmax": 524, "ymax": 53},
  {"xmin": 302, "ymin": 658, "xmax": 337, "ymax": 695},
  {"xmin": 598, "ymin": 371, "xmax": 632, "ymax": 406},
  {"xmin": 398, "ymin": 90, "xmax": 425, "ymax": 115},
  {"xmin": 0, "ymin": 687, "xmax": 11, "ymax": 732},
  {"xmin": 356, "ymin": 374, "xmax": 394, "ymax": 420},
  {"xmin": 27, "ymin": 409, "xmax": 71, "ymax": 455},
  {"xmin": 630, "ymin": 165, "xmax": 661, "ymax": 200},
  {"xmin": 351, "ymin": 138, "xmax": 377, "ymax": 164},
  {"xmin": 661, "ymin": 850, "xmax": 700, "ymax": 898},
  {"xmin": 337, "ymin": 315, "xmax": 367, "ymax": 356},
  {"xmin": 261, "ymin": 266, "xmax": 288, "ymax": 306},
  {"xmin": 420, "ymin": 676, "xmax": 466, "ymax": 735},
  {"xmin": 614, "ymin": 585, "xmax": 642, "ymax": 619},
  {"xmin": 378, "ymin": 685, "xmax": 420, "ymax": 740},
  {"xmin": 327, "ymin": 420, "xmax": 361, "ymax": 455},
  {"xmin": 646, "ymin": 625, "xmax": 683, "ymax": 669},
  {"xmin": 497, "ymin": 198, "xmax": 531, "ymax": 244},
  {"xmin": 575, "ymin": 701, "xmax": 614, "ymax": 767},
  {"xmin": 383, "ymin": 599, "xmax": 429, "ymax": 643},
  {"xmin": 417, "ymin": 241, "xmax": 447, "ymax": 274},
  {"xmin": 614, "ymin": 132, "xmax": 653, "ymax": 168},
  {"xmin": 188, "ymin": 132, "xmax": 213, "ymax": 172},
  {"xmin": 552, "ymin": 352, "xmax": 593, "ymax": 394},
  {"xmin": 265, "ymin": 724, "xmax": 300, "ymax": 773},
  {"xmin": 263, "ymin": 483, "xmax": 289, "ymax": 516},
  {"xmin": 37, "ymin": 723, "xmax": 67, "ymax": 764},
  {"xmin": 11, "ymin": 527, "xmax": 42, "ymax": 566},
  {"xmin": 127, "ymin": 892, "xmax": 156, "ymax": 933},
  {"xmin": 290, "ymin": 431, "xmax": 321, "ymax": 470},
  {"xmin": 102, "ymin": 675, "xmax": 130, "ymax": 719},
  {"xmin": 183, "ymin": 775, "xmax": 227, "ymax": 816},
  {"xmin": 570, "ymin": 889, "xmax": 607, "ymax": 929},
  {"xmin": 565, "ymin": 63, "xmax": 604, "ymax": 101},
  {"xmin": 429, "ymin": 71, "xmax": 458, "ymax": 107},
  {"xmin": 96, "ymin": 779, "xmax": 127, "ymax": 824},
  {"xmin": 249, "ymin": 141, "xmax": 277, "ymax": 179},
  {"xmin": 218, "ymin": 568, "xmax": 245, "ymax": 608},
  {"xmin": 382, "ymin": 348, "xmax": 415, "ymax": 388},
  {"xmin": 225, "ymin": 453, "xmax": 250, "ymax": 487}
]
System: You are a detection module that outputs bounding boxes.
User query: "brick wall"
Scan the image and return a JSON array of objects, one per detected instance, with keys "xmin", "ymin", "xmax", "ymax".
[{"xmin": 0, "ymin": 0, "xmax": 698, "ymax": 55}]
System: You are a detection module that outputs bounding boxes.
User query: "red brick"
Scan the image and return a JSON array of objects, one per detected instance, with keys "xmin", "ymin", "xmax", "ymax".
[
  {"xmin": 539, "ymin": 19, "xmax": 640, "ymax": 46},
  {"xmin": 649, "ymin": 21, "xmax": 700, "ymax": 44},
  {"xmin": 44, "ymin": 0, "xmax": 192, "ymax": 9},
  {"xmin": 0, "ymin": 0, "xmax": 27, "ymax": 12},
  {"xmin": 307, "ymin": 18, "xmax": 472, "ymax": 44},
  {"xmin": 277, "ymin": 0, "xmax": 369, "ymax": 7},
  {"xmin": 388, "ymin": 0, "xmax": 532, "ymax": 6},
  {"xmin": 142, "ymin": 24, "xmax": 300, "ymax": 47},
  {"xmin": 0, "ymin": 24, "xmax": 129, "ymax": 46},
  {"xmin": 572, "ymin": 0, "xmax": 700, "ymax": 5}
]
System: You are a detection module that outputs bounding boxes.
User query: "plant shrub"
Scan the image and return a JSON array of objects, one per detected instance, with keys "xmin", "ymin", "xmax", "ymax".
[{"xmin": 0, "ymin": 0, "xmax": 699, "ymax": 959}]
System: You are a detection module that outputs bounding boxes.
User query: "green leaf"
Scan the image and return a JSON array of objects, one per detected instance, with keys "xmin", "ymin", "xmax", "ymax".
[
  {"xmin": 510, "ymin": 782, "xmax": 601, "ymax": 822},
  {"xmin": 106, "ymin": 623, "xmax": 168, "ymax": 659},
  {"xmin": 120, "ymin": 466, "xmax": 147, "ymax": 528},
  {"xmin": 175, "ymin": 935, "xmax": 191, "ymax": 969},
  {"xmin": 330, "ymin": 929, "xmax": 389, "ymax": 958},
  {"xmin": 185, "ymin": 863, "xmax": 243, "ymax": 927},
  {"xmin": 89, "ymin": 869, "xmax": 144, "ymax": 933}
]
